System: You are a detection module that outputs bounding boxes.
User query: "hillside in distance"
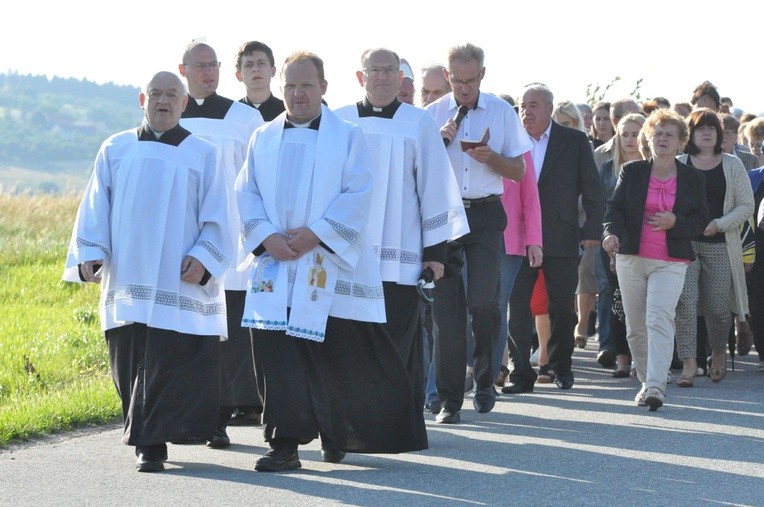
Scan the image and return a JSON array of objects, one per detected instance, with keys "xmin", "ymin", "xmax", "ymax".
[{"xmin": 0, "ymin": 72, "xmax": 143, "ymax": 194}]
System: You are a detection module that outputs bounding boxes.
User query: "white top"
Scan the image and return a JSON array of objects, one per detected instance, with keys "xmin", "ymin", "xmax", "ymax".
[
  {"xmin": 63, "ymin": 130, "xmax": 233, "ymax": 338},
  {"xmin": 236, "ymin": 106, "xmax": 386, "ymax": 325},
  {"xmin": 334, "ymin": 102, "xmax": 470, "ymax": 284},
  {"xmin": 426, "ymin": 92, "xmax": 532, "ymax": 199},
  {"xmin": 181, "ymin": 101, "xmax": 264, "ymax": 290},
  {"xmin": 529, "ymin": 121, "xmax": 552, "ymax": 182}
]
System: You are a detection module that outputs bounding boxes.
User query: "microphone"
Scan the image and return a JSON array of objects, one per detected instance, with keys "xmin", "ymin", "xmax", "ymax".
[{"xmin": 443, "ymin": 105, "xmax": 469, "ymax": 147}]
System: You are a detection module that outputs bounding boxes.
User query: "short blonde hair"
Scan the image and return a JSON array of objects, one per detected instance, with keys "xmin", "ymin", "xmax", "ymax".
[{"xmin": 643, "ymin": 109, "xmax": 689, "ymax": 147}]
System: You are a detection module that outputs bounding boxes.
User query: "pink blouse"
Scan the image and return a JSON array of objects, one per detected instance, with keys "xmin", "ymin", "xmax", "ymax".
[
  {"xmin": 502, "ymin": 152, "xmax": 543, "ymax": 256},
  {"xmin": 638, "ymin": 175, "xmax": 688, "ymax": 263}
]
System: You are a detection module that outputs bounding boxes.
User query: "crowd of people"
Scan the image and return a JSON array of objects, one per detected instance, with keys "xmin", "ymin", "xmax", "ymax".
[{"xmin": 63, "ymin": 40, "xmax": 763, "ymax": 473}]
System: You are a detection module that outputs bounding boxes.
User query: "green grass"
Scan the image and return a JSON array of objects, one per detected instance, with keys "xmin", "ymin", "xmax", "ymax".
[{"xmin": 0, "ymin": 192, "xmax": 121, "ymax": 447}]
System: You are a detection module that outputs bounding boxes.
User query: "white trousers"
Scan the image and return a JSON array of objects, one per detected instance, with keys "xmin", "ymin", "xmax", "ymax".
[{"xmin": 616, "ymin": 254, "xmax": 688, "ymax": 392}]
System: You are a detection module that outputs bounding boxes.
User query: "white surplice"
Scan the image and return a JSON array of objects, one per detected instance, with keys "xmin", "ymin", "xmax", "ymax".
[
  {"xmin": 334, "ymin": 102, "xmax": 469, "ymax": 285},
  {"xmin": 63, "ymin": 129, "xmax": 233, "ymax": 338},
  {"xmin": 181, "ymin": 101, "xmax": 263, "ymax": 290},
  {"xmin": 236, "ymin": 106, "xmax": 385, "ymax": 340}
]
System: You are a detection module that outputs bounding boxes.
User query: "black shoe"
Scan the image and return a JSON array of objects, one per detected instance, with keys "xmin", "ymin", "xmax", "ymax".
[
  {"xmin": 555, "ymin": 374, "xmax": 574, "ymax": 390},
  {"xmin": 597, "ymin": 349, "xmax": 616, "ymax": 368},
  {"xmin": 464, "ymin": 373, "xmax": 475, "ymax": 393},
  {"xmin": 321, "ymin": 448, "xmax": 346, "ymax": 463},
  {"xmin": 207, "ymin": 428, "xmax": 231, "ymax": 448},
  {"xmin": 425, "ymin": 401, "xmax": 442, "ymax": 415},
  {"xmin": 135, "ymin": 444, "xmax": 167, "ymax": 473},
  {"xmin": 228, "ymin": 408, "xmax": 262, "ymax": 427},
  {"xmin": 472, "ymin": 386, "xmax": 496, "ymax": 413},
  {"xmin": 501, "ymin": 382, "xmax": 534, "ymax": 394},
  {"xmin": 435, "ymin": 409, "xmax": 460, "ymax": 424},
  {"xmin": 255, "ymin": 445, "xmax": 301, "ymax": 472}
]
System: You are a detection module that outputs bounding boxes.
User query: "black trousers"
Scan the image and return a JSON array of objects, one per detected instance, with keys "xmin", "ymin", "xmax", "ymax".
[
  {"xmin": 508, "ymin": 255, "xmax": 579, "ymax": 384},
  {"xmin": 432, "ymin": 201, "xmax": 504, "ymax": 412},
  {"xmin": 599, "ymin": 247, "xmax": 630, "ymax": 356}
]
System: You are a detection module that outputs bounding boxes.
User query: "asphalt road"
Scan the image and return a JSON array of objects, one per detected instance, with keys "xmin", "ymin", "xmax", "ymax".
[{"xmin": 2, "ymin": 339, "xmax": 762, "ymax": 506}]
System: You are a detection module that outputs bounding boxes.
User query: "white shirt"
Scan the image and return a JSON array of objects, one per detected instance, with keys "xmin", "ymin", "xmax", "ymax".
[
  {"xmin": 529, "ymin": 121, "xmax": 552, "ymax": 182},
  {"xmin": 426, "ymin": 92, "xmax": 532, "ymax": 199}
]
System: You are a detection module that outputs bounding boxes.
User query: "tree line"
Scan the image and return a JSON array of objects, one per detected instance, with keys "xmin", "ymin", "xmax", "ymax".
[{"xmin": 0, "ymin": 72, "xmax": 143, "ymax": 169}]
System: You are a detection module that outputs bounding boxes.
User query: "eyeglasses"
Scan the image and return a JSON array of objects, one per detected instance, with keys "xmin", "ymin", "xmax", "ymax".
[
  {"xmin": 184, "ymin": 61, "xmax": 221, "ymax": 71},
  {"xmin": 448, "ymin": 74, "xmax": 482, "ymax": 87},
  {"xmin": 363, "ymin": 66, "xmax": 399, "ymax": 76},
  {"xmin": 652, "ymin": 131, "xmax": 676, "ymax": 140}
]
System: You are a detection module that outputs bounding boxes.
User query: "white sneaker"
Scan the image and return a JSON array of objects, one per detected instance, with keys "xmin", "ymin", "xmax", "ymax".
[
  {"xmin": 634, "ymin": 384, "xmax": 647, "ymax": 407},
  {"xmin": 530, "ymin": 348, "xmax": 540, "ymax": 367}
]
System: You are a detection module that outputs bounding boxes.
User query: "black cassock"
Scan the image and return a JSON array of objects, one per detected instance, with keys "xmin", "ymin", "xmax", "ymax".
[
  {"xmin": 252, "ymin": 315, "xmax": 428, "ymax": 453},
  {"xmin": 107, "ymin": 324, "xmax": 221, "ymax": 445}
]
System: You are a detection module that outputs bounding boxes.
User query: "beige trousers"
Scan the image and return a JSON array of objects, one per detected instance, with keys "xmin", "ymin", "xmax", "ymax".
[{"xmin": 616, "ymin": 254, "xmax": 688, "ymax": 393}]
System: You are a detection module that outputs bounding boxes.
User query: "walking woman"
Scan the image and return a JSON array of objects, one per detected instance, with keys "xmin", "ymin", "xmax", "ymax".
[
  {"xmin": 674, "ymin": 109, "xmax": 754, "ymax": 385},
  {"xmin": 603, "ymin": 109, "xmax": 709, "ymax": 411}
]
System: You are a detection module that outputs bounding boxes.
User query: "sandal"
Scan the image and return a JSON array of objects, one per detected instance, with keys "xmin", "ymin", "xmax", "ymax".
[
  {"xmin": 574, "ymin": 335, "xmax": 587, "ymax": 349},
  {"xmin": 676, "ymin": 373, "xmax": 694, "ymax": 388},
  {"xmin": 709, "ymin": 367, "xmax": 727, "ymax": 383},
  {"xmin": 536, "ymin": 364, "xmax": 555, "ymax": 384},
  {"xmin": 612, "ymin": 368, "xmax": 630, "ymax": 378},
  {"xmin": 709, "ymin": 351, "xmax": 727, "ymax": 383}
]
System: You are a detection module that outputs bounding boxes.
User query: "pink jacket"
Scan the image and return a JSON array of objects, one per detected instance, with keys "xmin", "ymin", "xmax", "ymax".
[{"xmin": 502, "ymin": 151, "xmax": 542, "ymax": 256}]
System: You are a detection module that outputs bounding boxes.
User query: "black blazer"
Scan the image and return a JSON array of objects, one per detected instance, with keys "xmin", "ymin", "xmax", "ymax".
[
  {"xmin": 537, "ymin": 122, "xmax": 605, "ymax": 257},
  {"xmin": 602, "ymin": 159, "xmax": 709, "ymax": 261}
]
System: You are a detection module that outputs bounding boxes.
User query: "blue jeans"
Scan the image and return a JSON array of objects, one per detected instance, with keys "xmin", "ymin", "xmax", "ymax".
[
  {"xmin": 494, "ymin": 254, "xmax": 524, "ymax": 380},
  {"xmin": 596, "ymin": 246, "xmax": 613, "ymax": 352}
]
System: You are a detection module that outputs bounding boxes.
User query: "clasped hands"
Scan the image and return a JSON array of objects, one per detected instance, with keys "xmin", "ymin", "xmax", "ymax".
[{"xmin": 264, "ymin": 228, "xmax": 320, "ymax": 261}]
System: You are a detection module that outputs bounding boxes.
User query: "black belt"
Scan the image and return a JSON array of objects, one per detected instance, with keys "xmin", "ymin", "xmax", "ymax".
[{"xmin": 462, "ymin": 194, "xmax": 500, "ymax": 208}]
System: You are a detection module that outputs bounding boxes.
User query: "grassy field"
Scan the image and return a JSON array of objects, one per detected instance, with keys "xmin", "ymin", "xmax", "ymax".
[{"xmin": 0, "ymin": 191, "xmax": 121, "ymax": 447}]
